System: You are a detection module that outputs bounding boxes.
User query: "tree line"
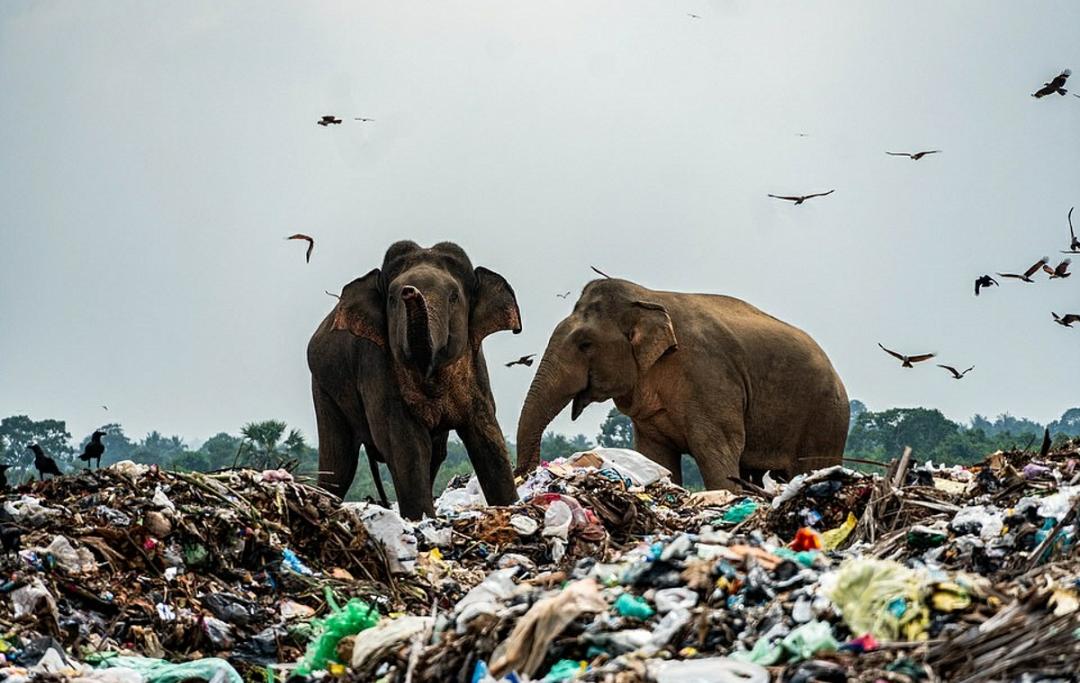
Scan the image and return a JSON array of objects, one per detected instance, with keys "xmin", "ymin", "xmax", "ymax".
[{"xmin": 2, "ymin": 402, "xmax": 1076, "ymax": 499}]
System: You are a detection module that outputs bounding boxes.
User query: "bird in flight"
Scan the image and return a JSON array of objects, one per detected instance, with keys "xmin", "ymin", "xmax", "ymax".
[
  {"xmin": 878, "ymin": 343, "xmax": 936, "ymax": 368},
  {"xmin": 795, "ymin": 133, "xmax": 810, "ymax": 137},
  {"xmin": 768, "ymin": 190, "xmax": 835, "ymax": 205},
  {"xmin": 317, "ymin": 115, "xmax": 343, "ymax": 126},
  {"xmin": 1043, "ymin": 258, "xmax": 1072, "ymax": 279},
  {"xmin": 974, "ymin": 275, "xmax": 999, "ymax": 296},
  {"xmin": 886, "ymin": 150, "xmax": 941, "ymax": 160},
  {"xmin": 286, "ymin": 234, "xmax": 315, "ymax": 263},
  {"xmin": 687, "ymin": 13, "xmax": 701, "ymax": 19},
  {"xmin": 1032, "ymin": 69, "xmax": 1071, "ymax": 98},
  {"xmin": 101, "ymin": 404, "xmax": 108, "ymax": 411},
  {"xmin": 505, "ymin": 354, "xmax": 536, "ymax": 368},
  {"xmin": 1063, "ymin": 208, "xmax": 1080, "ymax": 253},
  {"xmin": 997, "ymin": 257, "xmax": 1049, "ymax": 283},
  {"xmin": 1052, "ymin": 312, "xmax": 1080, "ymax": 328},
  {"xmin": 354, "ymin": 117, "xmax": 375, "ymax": 122},
  {"xmin": 937, "ymin": 364, "xmax": 974, "ymax": 380},
  {"xmin": 556, "ymin": 291, "xmax": 571, "ymax": 299}
]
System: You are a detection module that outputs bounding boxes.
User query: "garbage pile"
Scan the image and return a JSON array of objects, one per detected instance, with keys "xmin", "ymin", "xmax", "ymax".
[{"xmin": 1, "ymin": 443, "xmax": 1079, "ymax": 683}]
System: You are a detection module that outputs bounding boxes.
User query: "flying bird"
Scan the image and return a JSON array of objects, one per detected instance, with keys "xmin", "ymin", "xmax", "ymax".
[
  {"xmin": 886, "ymin": 150, "xmax": 941, "ymax": 160},
  {"xmin": 1032, "ymin": 69, "xmax": 1071, "ymax": 98},
  {"xmin": 687, "ymin": 13, "xmax": 701, "ymax": 19},
  {"xmin": 101, "ymin": 405, "xmax": 108, "ymax": 411},
  {"xmin": 354, "ymin": 117, "xmax": 375, "ymax": 122},
  {"xmin": 1043, "ymin": 258, "xmax": 1072, "ymax": 279},
  {"xmin": 997, "ymin": 257, "xmax": 1049, "ymax": 283},
  {"xmin": 767, "ymin": 190, "xmax": 835, "ymax": 205},
  {"xmin": 79, "ymin": 431, "xmax": 106, "ymax": 469},
  {"xmin": 974, "ymin": 275, "xmax": 999, "ymax": 296},
  {"xmin": 1063, "ymin": 208, "xmax": 1080, "ymax": 253},
  {"xmin": 878, "ymin": 343, "xmax": 936, "ymax": 368},
  {"xmin": 286, "ymin": 234, "xmax": 315, "ymax": 263},
  {"xmin": 556, "ymin": 291, "xmax": 571, "ymax": 299},
  {"xmin": 1052, "ymin": 312, "xmax": 1080, "ymax": 327},
  {"xmin": 505, "ymin": 354, "xmax": 536, "ymax": 368},
  {"xmin": 317, "ymin": 115, "xmax": 343, "ymax": 126},
  {"xmin": 28, "ymin": 444, "xmax": 62, "ymax": 480},
  {"xmin": 938, "ymin": 364, "xmax": 974, "ymax": 380}
]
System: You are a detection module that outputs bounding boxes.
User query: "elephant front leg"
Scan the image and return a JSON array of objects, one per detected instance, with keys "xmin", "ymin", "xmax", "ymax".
[
  {"xmin": 458, "ymin": 409, "xmax": 517, "ymax": 507},
  {"xmin": 380, "ymin": 427, "xmax": 435, "ymax": 520},
  {"xmin": 687, "ymin": 421, "xmax": 746, "ymax": 492}
]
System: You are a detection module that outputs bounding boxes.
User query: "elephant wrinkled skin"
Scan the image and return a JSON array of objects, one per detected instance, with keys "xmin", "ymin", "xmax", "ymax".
[
  {"xmin": 516, "ymin": 278, "xmax": 849, "ymax": 489},
  {"xmin": 308, "ymin": 241, "xmax": 520, "ymax": 519}
]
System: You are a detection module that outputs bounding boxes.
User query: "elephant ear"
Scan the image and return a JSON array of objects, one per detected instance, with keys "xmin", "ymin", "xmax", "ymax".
[
  {"xmin": 630, "ymin": 301, "xmax": 678, "ymax": 372},
  {"xmin": 470, "ymin": 266, "xmax": 522, "ymax": 347},
  {"xmin": 331, "ymin": 268, "xmax": 386, "ymax": 347}
]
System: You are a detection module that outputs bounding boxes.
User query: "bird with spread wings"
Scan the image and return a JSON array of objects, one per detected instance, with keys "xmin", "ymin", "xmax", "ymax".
[
  {"xmin": 878, "ymin": 343, "xmax": 936, "ymax": 368},
  {"xmin": 886, "ymin": 150, "xmax": 941, "ymax": 160},
  {"xmin": 1063, "ymin": 208, "xmax": 1080, "ymax": 253},
  {"xmin": 767, "ymin": 190, "xmax": 835, "ymax": 205},
  {"xmin": 505, "ymin": 354, "xmax": 536, "ymax": 368},
  {"xmin": 997, "ymin": 257, "xmax": 1049, "ymax": 283},
  {"xmin": 1032, "ymin": 69, "xmax": 1071, "ymax": 98},
  {"xmin": 938, "ymin": 364, "xmax": 974, "ymax": 380},
  {"xmin": 1052, "ymin": 312, "xmax": 1080, "ymax": 328},
  {"xmin": 286, "ymin": 234, "xmax": 315, "ymax": 263},
  {"xmin": 975, "ymin": 275, "xmax": 998, "ymax": 296},
  {"xmin": 317, "ymin": 115, "xmax": 342, "ymax": 126},
  {"xmin": 1043, "ymin": 258, "xmax": 1072, "ymax": 279}
]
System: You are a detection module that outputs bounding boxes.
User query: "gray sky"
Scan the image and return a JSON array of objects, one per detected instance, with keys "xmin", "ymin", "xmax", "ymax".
[{"xmin": 3, "ymin": 1, "xmax": 1079, "ymax": 449}]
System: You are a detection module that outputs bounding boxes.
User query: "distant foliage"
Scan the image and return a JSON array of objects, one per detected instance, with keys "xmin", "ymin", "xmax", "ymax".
[
  {"xmin": 0, "ymin": 415, "xmax": 76, "ymax": 483},
  {"xmin": 597, "ymin": 408, "xmax": 634, "ymax": 448}
]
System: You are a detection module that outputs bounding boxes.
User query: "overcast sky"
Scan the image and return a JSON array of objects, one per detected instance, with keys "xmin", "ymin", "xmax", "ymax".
[{"xmin": 2, "ymin": 1, "xmax": 1079, "ymax": 449}]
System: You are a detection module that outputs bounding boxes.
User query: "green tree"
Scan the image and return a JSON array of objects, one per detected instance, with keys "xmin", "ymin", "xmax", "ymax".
[
  {"xmin": 0, "ymin": 415, "xmax": 76, "ymax": 481},
  {"xmin": 133, "ymin": 431, "xmax": 188, "ymax": 465},
  {"xmin": 239, "ymin": 420, "xmax": 308, "ymax": 469},
  {"xmin": 597, "ymin": 408, "xmax": 634, "ymax": 448},
  {"xmin": 198, "ymin": 432, "xmax": 245, "ymax": 470},
  {"xmin": 539, "ymin": 432, "xmax": 593, "ymax": 462},
  {"xmin": 846, "ymin": 407, "xmax": 961, "ymax": 461},
  {"xmin": 1048, "ymin": 408, "xmax": 1080, "ymax": 437}
]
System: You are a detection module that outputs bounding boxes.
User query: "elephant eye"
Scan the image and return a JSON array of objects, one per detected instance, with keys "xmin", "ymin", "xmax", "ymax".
[
  {"xmin": 449, "ymin": 290, "xmax": 459, "ymax": 303},
  {"xmin": 578, "ymin": 340, "xmax": 593, "ymax": 353}
]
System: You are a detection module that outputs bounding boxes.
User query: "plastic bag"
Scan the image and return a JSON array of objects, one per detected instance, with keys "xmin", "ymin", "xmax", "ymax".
[
  {"xmin": 356, "ymin": 505, "xmax": 418, "ymax": 574},
  {"xmin": 649, "ymin": 657, "xmax": 768, "ymax": 683},
  {"xmin": 295, "ymin": 590, "xmax": 379, "ymax": 674},
  {"xmin": 96, "ymin": 655, "xmax": 242, "ymax": 683}
]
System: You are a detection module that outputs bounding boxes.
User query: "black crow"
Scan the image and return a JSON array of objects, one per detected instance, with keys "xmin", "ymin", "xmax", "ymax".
[
  {"xmin": 975, "ymin": 275, "xmax": 999, "ymax": 295},
  {"xmin": 1032, "ymin": 69, "xmax": 1070, "ymax": 98},
  {"xmin": 1052, "ymin": 312, "xmax": 1080, "ymax": 327},
  {"xmin": 28, "ymin": 444, "xmax": 62, "ymax": 480},
  {"xmin": 317, "ymin": 115, "xmax": 343, "ymax": 126},
  {"xmin": 506, "ymin": 354, "xmax": 536, "ymax": 368},
  {"xmin": 886, "ymin": 150, "xmax": 941, "ymax": 160},
  {"xmin": 79, "ymin": 431, "xmax": 106, "ymax": 469},
  {"xmin": 767, "ymin": 190, "xmax": 835, "ymax": 205}
]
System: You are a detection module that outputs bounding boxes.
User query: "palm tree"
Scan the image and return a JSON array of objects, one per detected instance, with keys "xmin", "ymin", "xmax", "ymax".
[{"xmin": 237, "ymin": 420, "xmax": 307, "ymax": 470}]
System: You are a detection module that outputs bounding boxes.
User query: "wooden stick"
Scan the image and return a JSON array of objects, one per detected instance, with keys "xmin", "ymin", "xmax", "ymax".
[{"xmin": 892, "ymin": 446, "xmax": 913, "ymax": 489}]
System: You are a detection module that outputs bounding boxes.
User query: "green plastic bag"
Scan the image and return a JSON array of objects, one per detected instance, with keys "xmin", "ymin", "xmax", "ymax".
[
  {"xmin": 720, "ymin": 499, "xmax": 758, "ymax": 525},
  {"xmin": 544, "ymin": 658, "xmax": 586, "ymax": 681},
  {"xmin": 613, "ymin": 593, "xmax": 654, "ymax": 619},
  {"xmin": 295, "ymin": 588, "xmax": 380, "ymax": 674},
  {"xmin": 95, "ymin": 655, "xmax": 242, "ymax": 683}
]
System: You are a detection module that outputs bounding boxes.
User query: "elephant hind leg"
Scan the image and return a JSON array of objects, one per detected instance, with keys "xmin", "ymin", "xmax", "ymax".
[
  {"xmin": 312, "ymin": 379, "xmax": 360, "ymax": 500},
  {"xmin": 364, "ymin": 445, "xmax": 390, "ymax": 507}
]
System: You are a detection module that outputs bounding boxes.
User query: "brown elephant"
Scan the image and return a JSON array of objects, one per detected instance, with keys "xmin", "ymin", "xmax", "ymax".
[
  {"xmin": 307, "ymin": 241, "xmax": 520, "ymax": 519},
  {"xmin": 516, "ymin": 278, "xmax": 848, "ymax": 488}
]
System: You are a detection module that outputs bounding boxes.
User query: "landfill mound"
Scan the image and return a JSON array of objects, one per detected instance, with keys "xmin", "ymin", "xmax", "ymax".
[{"xmin": 0, "ymin": 445, "xmax": 1078, "ymax": 683}]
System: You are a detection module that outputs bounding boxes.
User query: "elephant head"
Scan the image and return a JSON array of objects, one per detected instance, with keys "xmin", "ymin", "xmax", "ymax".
[
  {"xmin": 332, "ymin": 241, "xmax": 521, "ymax": 378},
  {"xmin": 516, "ymin": 279, "xmax": 678, "ymax": 473}
]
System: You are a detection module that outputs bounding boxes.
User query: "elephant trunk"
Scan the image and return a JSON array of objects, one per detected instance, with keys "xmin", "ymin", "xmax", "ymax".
[
  {"xmin": 515, "ymin": 333, "xmax": 583, "ymax": 475},
  {"xmin": 402, "ymin": 286, "xmax": 434, "ymax": 374}
]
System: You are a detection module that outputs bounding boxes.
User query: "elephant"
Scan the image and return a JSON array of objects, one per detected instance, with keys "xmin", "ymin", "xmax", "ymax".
[
  {"xmin": 516, "ymin": 277, "xmax": 849, "ymax": 489},
  {"xmin": 307, "ymin": 241, "xmax": 521, "ymax": 519}
]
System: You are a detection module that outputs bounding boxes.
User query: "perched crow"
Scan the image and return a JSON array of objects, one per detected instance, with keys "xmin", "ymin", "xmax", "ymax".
[
  {"xmin": 317, "ymin": 115, "xmax": 343, "ymax": 126},
  {"xmin": 286, "ymin": 234, "xmax": 315, "ymax": 263},
  {"xmin": 1052, "ymin": 312, "xmax": 1080, "ymax": 327},
  {"xmin": 998, "ymin": 257, "xmax": 1049, "ymax": 283},
  {"xmin": 0, "ymin": 464, "xmax": 9, "ymax": 490},
  {"xmin": 767, "ymin": 190, "xmax": 835, "ymax": 205},
  {"xmin": 975, "ymin": 275, "xmax": 999, "ymax": 296},
  {"xmin": 0, "ymin": 525, "xmax": 22, "ymax": 555},
  {"xmin": 938, "ymin": 364, "xmax": 974, "ymax": 380},
  {"xmin": 1043, "ymin": 258, "xmax": 1072, "ymax": 279},
  {"xmin": 878, "ymin": 343, "xmax": 936, "ymax": 368},
  {"xmin": 886, "ymin": 150, "xmax": 941, "ymax": 160},
  {"xmin": 1064, "ymin": 208, "xmax": 1080, "ymax": 253},
  {"xmin": 506, "ymin": 354, "xmax": 536, "ymax": 368},
  {"xmin": 79, "ymin": 430, "xmax": 106, "ymax": 469},
  {"xmin": 1032, "ymin": 69, "xmax": 1071, "ymax": 98},
  {"xmin": 28, "ymin": 444, "xmax": 62, "ymax": 480}
]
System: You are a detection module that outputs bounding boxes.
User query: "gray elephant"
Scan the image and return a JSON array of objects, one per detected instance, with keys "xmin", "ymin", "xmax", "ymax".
[
  {"xmin": 307, "ymin": 241, "xmax": 520, "ymax": 519},
  {"xmin": 516, "ymin": 277, "xmax": 849, "ymax": 488}
]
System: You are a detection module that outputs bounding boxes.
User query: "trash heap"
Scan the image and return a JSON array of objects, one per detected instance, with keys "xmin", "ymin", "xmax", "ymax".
[{"xmin": 2, "ymin": 443, "xmax": 1080, "ymax": 683}]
